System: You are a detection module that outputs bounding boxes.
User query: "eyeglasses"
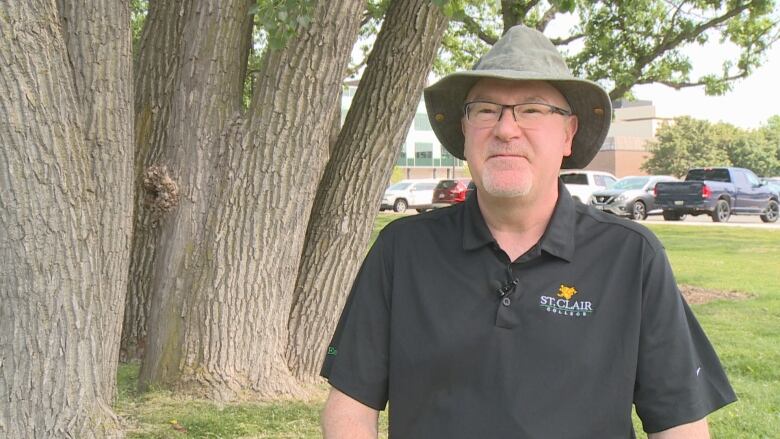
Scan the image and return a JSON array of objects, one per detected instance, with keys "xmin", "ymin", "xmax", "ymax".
[{"xmin": 463, "ymin": 101, "xmax": 573, "ymax": 129}]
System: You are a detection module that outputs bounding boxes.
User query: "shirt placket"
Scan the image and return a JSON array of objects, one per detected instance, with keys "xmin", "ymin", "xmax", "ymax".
[{"xmin": 494, "ymin": 245, "xmax": 540, "ymax": 329}]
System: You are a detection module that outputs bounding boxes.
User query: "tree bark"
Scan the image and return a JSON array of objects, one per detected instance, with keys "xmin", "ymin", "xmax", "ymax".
[
  {"xmin": 55, "ymin": 0, "xmax": 135, "ymax": 398},
  {"xmin": 138, "ymin": 0, "xmax": 364, "ymax": 400},
  {"xmin": 287, "ymin": 0, "xmax": 449, "ymax": 380},
  {"xmin": 134, "ymin": 0, "xmax": 254, "ymax": 395},
  {"xmin": 0, "ymin": 0, "xmax": 132, "ymax": 436},
  {"xmin": 121, "ymin": 0, "xmax": 193, "ymax": 363}
]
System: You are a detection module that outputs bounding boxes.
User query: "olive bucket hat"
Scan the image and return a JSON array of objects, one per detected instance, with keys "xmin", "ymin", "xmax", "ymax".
[{"xmin": 424, "ymin": 25, "xmax": 611, "ymax": 169}]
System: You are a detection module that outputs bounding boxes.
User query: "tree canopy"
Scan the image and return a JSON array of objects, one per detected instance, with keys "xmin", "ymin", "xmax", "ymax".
[
  {"xmin": 430, "ymin": 0, "xmax": 780, "ymax": 100},
  {"xmin": 642, "ymin": 116, "xmax": 780, "ymax": 177}
]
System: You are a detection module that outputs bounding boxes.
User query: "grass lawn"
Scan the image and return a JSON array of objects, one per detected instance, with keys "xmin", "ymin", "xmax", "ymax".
[{"xmin": 115, "ymin": 215, "xmax": 780, "ymax": 438}]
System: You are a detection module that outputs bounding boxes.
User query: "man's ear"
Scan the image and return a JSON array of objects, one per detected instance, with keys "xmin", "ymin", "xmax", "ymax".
[{"xmin": 562, "ymin": 116, "xmax": 578, "ymax": 157}]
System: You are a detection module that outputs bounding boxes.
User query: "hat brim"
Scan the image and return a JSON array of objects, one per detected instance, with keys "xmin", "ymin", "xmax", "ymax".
[{"xmin": 424, "ymin": 70, "xmax": 612, "ymax": 169}]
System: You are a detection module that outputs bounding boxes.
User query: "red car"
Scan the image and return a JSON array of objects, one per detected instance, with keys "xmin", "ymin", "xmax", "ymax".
[{"xmin": 432, "ymin": 179, "xmax": 472, "ymax": 207}]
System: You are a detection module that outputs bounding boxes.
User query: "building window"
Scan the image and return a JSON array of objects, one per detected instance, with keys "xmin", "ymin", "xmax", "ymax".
[
  {"xmin": 414, "ymin": 113, "xmax": 432, "ymax": 131},
  {"xmin": 396, "ymin": 144, "xmax": 407, "ymax": 166},
  {"xmin": 414, "ymin": 142, "xmax": 433, "ymax": 166},
  {"xmin": 441, "ymin": 148, "xmax": 454, "ymax": 166},
  {"xmin": 440, "ymin": 148, "xmax": 464, "ymax": 167}
]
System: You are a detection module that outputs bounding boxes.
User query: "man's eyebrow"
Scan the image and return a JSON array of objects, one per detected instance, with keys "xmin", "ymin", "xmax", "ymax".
[
  {"xmin": 465, "ymin": 94, "xmax": 551, "ymax": 103},
  {"xmin": 523, "ymin": 96, "xmax": 548, "ymax": 103}
]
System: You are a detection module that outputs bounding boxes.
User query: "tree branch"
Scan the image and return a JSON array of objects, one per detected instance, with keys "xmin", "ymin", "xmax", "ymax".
[
  {"xmin": 536, "ymin": 5, "xmax": 558, "ymax": 32},
  {"xmin": 517, "ymin": 0, "xmax": 541, "ymax": 19},
  {"xmin": 610, "ymin": 1, "xmax": 756, "ymax": 99},
  {"xmin": 501, "ymin": 0, "xmax": 519, "ymax": 31},
  {"xmin": 455, "ymin": 12, "xmax": 498, "ymax": 45},
  {"xmin": 653, "ymin": 71, "xmax": 750, "ymax": 90},
  {"xmin": 551, "ymin": 33, "xmax": 585, "ymax": 46},
  {"xmin": 345, "ymin": 56, "xmax": 367, "ymax": 79},
  {"xmin": 640, "ymin": 1, "xmax": 752, "ymax": 70}
]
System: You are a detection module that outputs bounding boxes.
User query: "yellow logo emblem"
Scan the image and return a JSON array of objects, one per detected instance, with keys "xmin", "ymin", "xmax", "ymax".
[{"xmin": 557, "ymin": 284, "xmax": 577, "ymax": 300}]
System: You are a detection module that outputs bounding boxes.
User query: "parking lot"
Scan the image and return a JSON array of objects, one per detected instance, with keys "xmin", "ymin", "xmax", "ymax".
[
  {"xmin": 642, "ymin": 212, "xmax": 780, "ymax": 229},
  {"xmin": 387, "ymin": 208, "xmax": 780, "ymax": 230}
]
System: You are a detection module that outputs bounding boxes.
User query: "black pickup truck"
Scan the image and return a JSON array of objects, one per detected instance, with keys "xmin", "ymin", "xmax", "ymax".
[{"xmin": 654, "ymin": 167, "xmax": 779, "ymax": 223}]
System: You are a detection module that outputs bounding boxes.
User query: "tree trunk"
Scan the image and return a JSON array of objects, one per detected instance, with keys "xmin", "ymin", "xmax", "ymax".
[
  {"xmin": 121, "ymin": 0, "xmax": 196, "ymax": 363},
  {"xmin": 287, "ymin": 0, "xmax": 449, "ymax": 380},
  {"xmin": 133, "ymin": 0, "xmax": 253, "ymax": 395},
  {"xmin": 55, "ymin": 0, "xmax": 135, "ymax": 401},
  {"xmin": 138, "ymin": 0, "xmax": 364, "ymax": 400},
  {"xmin": 0, "ymin": 0, "xmax": 132, "ymax": 436}
]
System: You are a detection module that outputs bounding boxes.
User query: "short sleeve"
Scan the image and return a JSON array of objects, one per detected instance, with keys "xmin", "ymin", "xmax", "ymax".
[
  {"xmin": 634, "ymin": 247, "xmax": 737, "ymax": 433},
  {"xmin": 320, "ymin": 233, "xmax": 392, "ymax": 411}
]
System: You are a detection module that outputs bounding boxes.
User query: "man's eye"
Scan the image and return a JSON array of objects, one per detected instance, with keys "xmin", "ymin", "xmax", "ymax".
[
  {"xmin": 477, "ymin": 107, "xmax": 498, "ymax": 114},
  {"xmin": 519, "ymin": 105, "xmax": 544, "ymax": 114}
]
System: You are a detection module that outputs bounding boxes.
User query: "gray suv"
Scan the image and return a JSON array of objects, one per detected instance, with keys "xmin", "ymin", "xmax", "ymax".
[{"xmin": 589, "ymin": 175, "xmax": 677, "ymax": 220}]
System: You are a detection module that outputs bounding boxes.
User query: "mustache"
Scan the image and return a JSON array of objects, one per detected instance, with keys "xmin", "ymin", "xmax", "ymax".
[{"xmin": 486, "ymin": 142, "xmax": 530, "ymax": 158}]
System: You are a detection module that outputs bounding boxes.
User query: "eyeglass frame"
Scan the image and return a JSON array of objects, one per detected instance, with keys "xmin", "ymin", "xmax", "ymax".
[{"xmin": 462, "ymin": 100, "xmax": 573, "ymax": 128}]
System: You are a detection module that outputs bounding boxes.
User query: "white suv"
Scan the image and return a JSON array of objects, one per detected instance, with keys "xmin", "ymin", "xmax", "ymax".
[
  {"xmin": 380, "ymin": 179, "xmax": 439, "ymax": 213},
  {"xmin": 559, "ymin": 170, "xmax": 617, "ymax": 203}
]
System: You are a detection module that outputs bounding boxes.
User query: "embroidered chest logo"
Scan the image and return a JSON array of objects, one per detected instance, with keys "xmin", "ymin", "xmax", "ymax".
[
  {"xmin": 557, "ymin": 285, "xmax": 577, "ymax": 300},
  {"xmin": 539, "ymin": 284, "xmax": 595, "ymax": 317}
]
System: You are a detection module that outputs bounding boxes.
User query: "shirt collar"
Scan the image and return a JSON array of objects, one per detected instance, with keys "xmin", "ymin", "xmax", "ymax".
[{"xmin": 461, "ymin": 179, "xmax": 576, "ymax": 262}]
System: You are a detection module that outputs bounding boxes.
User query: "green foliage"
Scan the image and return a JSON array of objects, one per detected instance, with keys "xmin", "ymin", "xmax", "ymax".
[
  {"xmin": 434, "ymin": 1, "xmax": 500, "ymax": 75},
  {"xmin": 344, "ymin": 0, "xmax": 389, "ymax": 79},
  {"xmin": 130, "ymin": 0, "xmax": 148, "ymax": 58},
  {"xmin": 242, "ymin": 22, "xmax": 269, "ymax": 109},
  {"xmin": 250, "ymin": 0, "xmax": 315, "ymax": 50},
  {"xmin": 430, "ymin": 0, "xmax": 779, "ymax": 99},
  {"xmin": 642, "ymin": 117, "xmax": 733, "ymax": 177},
  {"xmin": 760, "ymin": 115, "xmax": 780, "ymax": 166},
  {"xmin": 727, "ymin": 130, "xmax": 780, "ymax": 177},
  {"xmin": 643, "ymin": 116, "xmax": 780, "ymax": 177}
]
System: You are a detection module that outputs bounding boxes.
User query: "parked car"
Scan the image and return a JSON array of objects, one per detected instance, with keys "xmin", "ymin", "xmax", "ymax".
[
  {"xmin": 380, "ymin": 179, "xmax": 439, "ymax": 213},
  {"xmin": 589, "ymin": 175, "xmax": 678, "ymax": 220},
  {"xmin": 559, "ymin": 170, "xmax": 617, "ymax": 203},
  {"xmin": 654, "ymin": 167, "xmax": 779, "ymax": 223},
  {"xmin": 432, "ymin": 179, "xmax": 471, "ymax": 208}
]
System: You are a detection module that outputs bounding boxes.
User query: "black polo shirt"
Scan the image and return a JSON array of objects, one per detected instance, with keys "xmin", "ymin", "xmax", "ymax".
[{"xmin": 321, "ymin": 182, "xmax": 736, "ymax": 438}]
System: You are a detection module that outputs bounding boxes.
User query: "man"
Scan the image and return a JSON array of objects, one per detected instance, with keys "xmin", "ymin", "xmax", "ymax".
[{"xmin": 320, "ymin": 25, "xmax": 735, "ymax": 438}]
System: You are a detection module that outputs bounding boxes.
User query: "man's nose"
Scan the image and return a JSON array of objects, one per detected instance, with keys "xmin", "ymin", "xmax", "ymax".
[{"xmin": 492, "ymin": 106, "xmax": 523, "ymax": 139}]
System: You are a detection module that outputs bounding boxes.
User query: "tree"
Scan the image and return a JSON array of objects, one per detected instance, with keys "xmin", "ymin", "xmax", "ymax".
[
  {"xmin": 643, "ymin": 116, "xmax": 780, "ymax": 176},
  {"xmin": 129, "ymin": 0, "xmax": 365, "ymax": 399},
  {"xmin": 642, "ymin": 117, "xmax": 733, "ymax": 176},
  {"xmin": 760, "ymin": 115, "xmax": 780, "ymax": 171},
  {"xmin": 436, "ymin": 0, "xmax": 780, "ymax": 100},
  {"xmin": 286, "ymin": 0, "xmax": 449, "ymax": 380},
  {"xmin": 728, "ymin": 130, "xmax": 780, "ymax": 176},
  {"xmin": 121, "ymin": 0, "xmax": 451, "ymax": 399},
  {"xmin": 1, "ymin": 1, "xmax": 133, "ymax": 437}
]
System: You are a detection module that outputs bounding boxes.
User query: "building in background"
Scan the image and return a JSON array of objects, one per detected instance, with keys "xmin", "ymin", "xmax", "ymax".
[
  {"xmin": 586, "ymin": 99, "xmax": 674, "ymax": 177},
  {"xmin": 342, "ymin": 82, "xmax": 469, "ymax": 180}
]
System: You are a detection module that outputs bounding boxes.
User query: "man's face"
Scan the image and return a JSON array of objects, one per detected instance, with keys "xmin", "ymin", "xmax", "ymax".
[{"xmin": 462, "ymin": 78, "xmax": 578, "ymax": 200}]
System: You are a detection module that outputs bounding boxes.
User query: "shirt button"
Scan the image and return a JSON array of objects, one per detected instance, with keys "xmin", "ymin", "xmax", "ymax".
[{"xmin": 502, "ymin": 297, "xmax": 511, "ymax": 307}]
